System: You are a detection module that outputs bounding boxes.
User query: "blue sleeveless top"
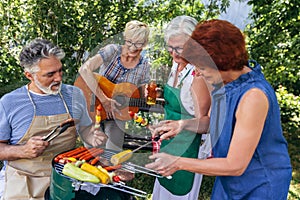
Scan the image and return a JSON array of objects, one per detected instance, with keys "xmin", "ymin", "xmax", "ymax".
[{"xmin": 210, "ymin": 61, "xmax": 292, "ymax": 199}]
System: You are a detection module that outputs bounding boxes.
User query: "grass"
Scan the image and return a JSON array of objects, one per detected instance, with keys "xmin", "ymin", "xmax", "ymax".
[{"xmin": 285, "ymin": 129, "xmax": 300, "ymax": 200}]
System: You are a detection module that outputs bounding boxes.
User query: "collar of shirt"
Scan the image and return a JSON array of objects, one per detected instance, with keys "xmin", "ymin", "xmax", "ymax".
[{"xmin": 176, "ymin": 63, "xmax": 194, "ymax": 80}]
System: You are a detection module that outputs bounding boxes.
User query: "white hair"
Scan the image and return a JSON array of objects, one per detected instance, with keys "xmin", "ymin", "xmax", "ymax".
[
  {"xmin": 19, "ymin": 38, "xmax": 65, "ymax": 73},
  {"xmin": 164, "ymin": 15, "xmax": 198, "ymax": 43}
]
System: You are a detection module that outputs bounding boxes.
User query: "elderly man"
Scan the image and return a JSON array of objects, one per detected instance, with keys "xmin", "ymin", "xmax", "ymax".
[{"xmin": 0, "ymin": 38, "xmax": 107, "ymax": 199}]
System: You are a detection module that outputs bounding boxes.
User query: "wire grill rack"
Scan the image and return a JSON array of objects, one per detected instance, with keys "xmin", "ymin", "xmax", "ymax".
[{"xmin": 53, "ymin": 149, "xmax": 165, "ymax": 198}]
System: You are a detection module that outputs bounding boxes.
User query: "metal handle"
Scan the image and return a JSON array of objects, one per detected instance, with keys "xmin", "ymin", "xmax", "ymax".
[
  {"xmin": 131, "ymin": 135, "xmax": 160, "ymax": 153},
  {"xmin": 43, "ymin": 120, "xmax": 75, "ymax": 142}
]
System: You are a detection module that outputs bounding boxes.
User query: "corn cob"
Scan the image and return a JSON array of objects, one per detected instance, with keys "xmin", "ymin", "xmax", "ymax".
[
  {"xmin": 80, "ymin": 162, "xmax": 109, "ymax": 184},
  {"xmin": 110, "ymin": 149, "xmax": 132, "ymax": 166}
]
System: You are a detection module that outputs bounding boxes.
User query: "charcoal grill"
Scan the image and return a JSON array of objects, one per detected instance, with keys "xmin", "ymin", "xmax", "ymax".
[{"xmin": 49, "ymin": 148, "xmax": 165, "ymax": 199}]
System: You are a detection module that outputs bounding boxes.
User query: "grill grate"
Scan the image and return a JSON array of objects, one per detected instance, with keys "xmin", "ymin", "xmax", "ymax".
[
  {"xmin": 100, "ymin": 149, "xmax": 165, "ymax": 178},
  {"xmin": 53, "ymin": 149, "xmax": 165, "ymax": 198}
]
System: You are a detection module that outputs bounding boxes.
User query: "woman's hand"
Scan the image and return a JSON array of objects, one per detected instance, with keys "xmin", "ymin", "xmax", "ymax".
[
  {"xmin": 92, "ymin": 129, "xmax": 108, "ymax": 147},
  {"xmin": 101, "ymin": 97, "xmax": 121, "ymax": 119},
  {"xmin": 79, "ymin": 125, "xmax": 107, "ymax": 147},
  {"xmin": 149, "ymin": 120, "xmax": 185, "ymax": 140},
  {"xmin": 145, "ymin": 152, "xmax": 180, "ymax": 177}
]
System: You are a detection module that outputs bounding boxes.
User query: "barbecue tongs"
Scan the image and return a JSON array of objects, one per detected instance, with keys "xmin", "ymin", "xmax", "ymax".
[{"xmin": 42, "ymin": 119, "xmax": 75, "ymax": 142}]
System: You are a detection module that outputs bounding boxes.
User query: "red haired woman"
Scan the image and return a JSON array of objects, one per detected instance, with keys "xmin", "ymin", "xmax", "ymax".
[{"xmin": 146, "ymin": 19, "xmax": 292, "ymax": 200}]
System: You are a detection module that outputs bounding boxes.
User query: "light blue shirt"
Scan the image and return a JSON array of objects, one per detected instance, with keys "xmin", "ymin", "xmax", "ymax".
[{"xmin": 0, "ymin": 84, "xmax": 92, "ymax": 144}]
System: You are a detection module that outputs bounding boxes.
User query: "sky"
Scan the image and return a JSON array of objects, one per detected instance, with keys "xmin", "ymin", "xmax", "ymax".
[{"xmin": 202, "ymin": 0, "xmax": 253, "ymax": 30}]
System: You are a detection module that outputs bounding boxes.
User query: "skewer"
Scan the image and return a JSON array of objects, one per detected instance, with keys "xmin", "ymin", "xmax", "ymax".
[{"xmin": 95, "ymin": 105, "xmax": 102, "ymax": 130}]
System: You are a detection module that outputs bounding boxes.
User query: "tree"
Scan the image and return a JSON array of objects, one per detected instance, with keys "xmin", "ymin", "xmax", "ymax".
[
  {"xmin": 246, "ymin": 0, "xmax": 300, "ymax": 132},
  {"xmin": 0, "ymin": 0, "xmax": 227, "ymax": 95},
  {"xmin": 247, "ymin": 0, "xmax": 300, "ymax": 95}
]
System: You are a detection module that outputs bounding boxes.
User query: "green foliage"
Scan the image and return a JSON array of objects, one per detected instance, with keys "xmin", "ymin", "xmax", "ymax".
[
  {"xmin": 276, "ymin": 86, "xmax": 300, "ymax": 133},
  {"xmin": 0, "ymin": 0, "xmax": 28, "ymax": 85},
  {"xmin": 285, "ymin": 129, "xmax": 300, "ymax": 200},
  {"xmin": 0, "ymin": 0, "xmax": 223, "ymax": 89},
  {"xmin": 126, "ymin": 173, "xmax": 155, "ymax": 199},
  {"xmin": 199, "ymin": 176, "xmax": 215, "ymax": 200},
  {"xmin": 126, "ymin": 111, "xmax": 164, "ymax": 136},
  {"xmin": 247, "ymin": 0, "xmax": 300, "ymax": 95},
  {"xmin": 3, "ymin": 0, "xmax": 299, "ymax": 198},
  {"xmin": 0, "ymin": 80, "xmax": 29, "ymax": 97}
]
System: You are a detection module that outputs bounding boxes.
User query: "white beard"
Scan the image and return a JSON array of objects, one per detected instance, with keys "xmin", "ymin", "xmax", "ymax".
[{"xmin": 33, "ymin": 75, "xmax": 62, "ymax": 95}]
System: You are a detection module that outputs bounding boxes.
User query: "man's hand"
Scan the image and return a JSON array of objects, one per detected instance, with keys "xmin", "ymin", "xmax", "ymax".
[{"xmin": 22, "ymin": 136, "xmax": 49, "ymax": 158}]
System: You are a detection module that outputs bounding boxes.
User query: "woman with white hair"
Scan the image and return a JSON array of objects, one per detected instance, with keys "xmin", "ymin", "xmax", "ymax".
[{"xmin": 150, "ymin": 15, "xmax": 211, "ymax": 200}]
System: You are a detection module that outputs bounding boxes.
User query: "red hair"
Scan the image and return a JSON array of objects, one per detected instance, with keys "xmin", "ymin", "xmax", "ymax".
[{"xmin": 182, "ymin": 19, "xmax": 248, "ymax": 71}]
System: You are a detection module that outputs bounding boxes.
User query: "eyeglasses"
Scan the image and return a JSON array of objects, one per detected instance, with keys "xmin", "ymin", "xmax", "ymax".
[
  {"xmin": 125, "ymin": 40, "xmax": 144, "ymax": 49},
  {"xmin": 166, "ymin": 45, "xmax": 184, "ymax": 55}
]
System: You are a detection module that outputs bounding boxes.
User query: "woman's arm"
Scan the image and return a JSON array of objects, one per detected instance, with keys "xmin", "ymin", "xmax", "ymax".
[
  {"xmin": 79, "ymin": 54, "xmax": 106, "ymax": 102},
  {"xmin": 78, "ymin": 54, "xmax": 119, "ymax": 119},
  {"xmin": 191, "ymin": 75, "xmax": 211, "ymax": 119},
  {"xmin": 150, "ymin": 76, "xmax": 211, "ymax": 139},
  {"xmin": 147, "ymin": 88, "xmax": 269, "ymax": 177}
]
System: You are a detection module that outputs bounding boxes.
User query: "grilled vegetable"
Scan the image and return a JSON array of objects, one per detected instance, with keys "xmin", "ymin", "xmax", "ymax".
[
  {"xmin": 62, "ymin": 163, "xmax": 100, "ymax": 183},
  {"xmin": 95, "ymin": 105, "xmax": 102, "ymax": 129},
  {"xmin": 81, "ymin": 163, "xmax": 109, "ymax": 184},
  {"xmin": 110, "ymin": 150, "xmax": 132, "ymax": 166},
  {"xmin": 140, "ymin": 118, "xmax": 149, "ymax": 126},
  {"xmin": 75, "ymin": 160, "xmax": 85, "ymax": 167},
  {"xmin": 112, "ymin": 175, "xmax": 121, "ymax": 183},
  {"xmin": 97, "ymin": 166, "xmax": 109, "ymax": 175}
]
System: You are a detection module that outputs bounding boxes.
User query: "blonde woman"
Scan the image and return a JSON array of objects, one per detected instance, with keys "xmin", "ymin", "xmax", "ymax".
[{"xmin": 79, "ymin": 20, "xmax": 151, "ymax": 151}]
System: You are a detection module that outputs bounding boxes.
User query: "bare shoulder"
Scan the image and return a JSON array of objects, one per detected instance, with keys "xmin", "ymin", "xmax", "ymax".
[
  {"xmin": 238, "ymin": 88, "xmax": 269, "ymax": 114},
  {"xmin": 192, "ymin": 76, "xmax": 209, "ymax": 89},
  {"xmin": 242, "ymin": 88, "xmax": 268, "ymax": 104}
]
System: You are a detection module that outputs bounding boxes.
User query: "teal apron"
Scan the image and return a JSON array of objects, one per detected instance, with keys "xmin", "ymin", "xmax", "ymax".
[{"xmin": 158, "ymin": 83, "xmax": 201, "ymax": 195}]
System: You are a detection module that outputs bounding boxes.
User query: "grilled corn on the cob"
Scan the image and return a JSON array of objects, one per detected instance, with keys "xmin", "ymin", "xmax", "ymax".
[
  {"xmin": 110, "ymin": 150, "xmax": 132, "ymax": 166},
  {"xmin": 81, "ymin": 162, "xmax": 110, "ymax": 184}
]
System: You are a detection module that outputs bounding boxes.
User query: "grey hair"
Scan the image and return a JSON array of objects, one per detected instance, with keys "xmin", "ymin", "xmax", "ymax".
[
  {"xmin": 164, "ymin": 15, "xmax": 198, "ymax": 43},
  {"xmin": 19, "ymin": 38, "xmax": 65, "ymax": 73},
  {"xmin": 124, "ymin": 20, "xmax": 150, "ymax": 45}
]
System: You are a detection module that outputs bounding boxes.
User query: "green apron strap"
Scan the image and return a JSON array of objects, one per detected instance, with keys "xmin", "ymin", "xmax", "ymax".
[{"xmin": 158, "ymin": 84, "xmax": 201, "ymax": 195}]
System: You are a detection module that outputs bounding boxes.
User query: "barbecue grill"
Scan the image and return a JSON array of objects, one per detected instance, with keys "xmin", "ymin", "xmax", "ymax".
[{"xmin": 47, "ymin": 148, "xmax": 163, "ymax": 199}]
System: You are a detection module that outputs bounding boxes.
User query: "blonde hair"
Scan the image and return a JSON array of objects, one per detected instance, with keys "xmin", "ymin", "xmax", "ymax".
[{"xmin": 124, "ymin": 20, "xmax": 150, "ymax": 45}]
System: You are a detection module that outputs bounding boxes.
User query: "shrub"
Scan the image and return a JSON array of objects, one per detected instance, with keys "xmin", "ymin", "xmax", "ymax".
[{"xmin": 276, "ymin": 86, "xmax": 300, "ymax": 134}]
